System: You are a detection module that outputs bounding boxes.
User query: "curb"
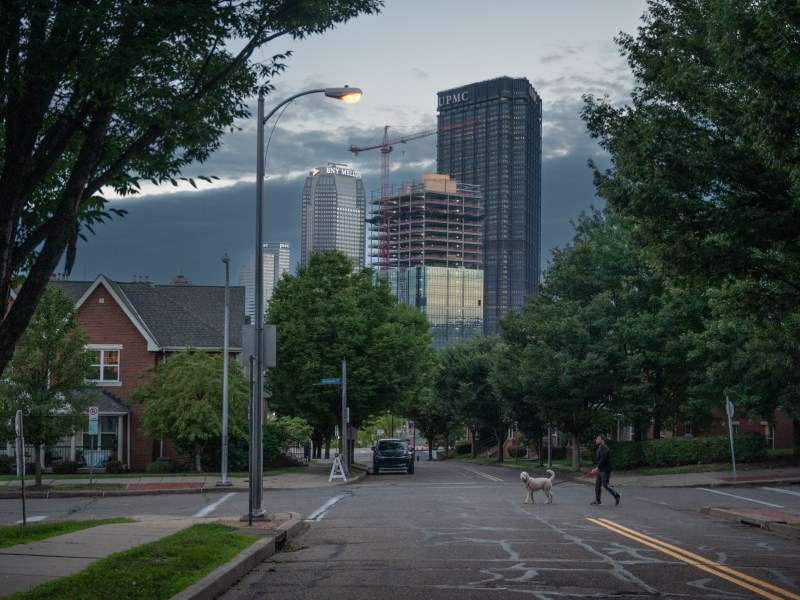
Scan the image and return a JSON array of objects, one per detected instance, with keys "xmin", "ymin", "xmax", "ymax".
[
  {"xmin": 170, "ymin": 512, "xmax": 304, "ymax": 600},
  {"xmin": 703, "ymin": 507, "xmax": 800, "ymax": 540},
  {"xmin": 0, "ymin": 470, "xmax": 367, "ymax": 499}
]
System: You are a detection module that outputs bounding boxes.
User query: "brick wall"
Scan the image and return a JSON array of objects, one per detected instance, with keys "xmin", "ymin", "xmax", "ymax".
[{"xmin": 77, "ymin": 284, "xmax": 161, "ymax": 471}]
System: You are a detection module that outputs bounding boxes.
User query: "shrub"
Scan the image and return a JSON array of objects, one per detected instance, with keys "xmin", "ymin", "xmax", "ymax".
[
  {"xmin": 105, "ymin": 459, "xmax": 125, "ymax": 474},
  {"xmin": 454, "ymin": 440, "xmax": 472, "ymax": 455},
  {"xmin": 631, "ymin": 433, "xmax": 767, "ymax": 468},
  {"xmin": 734, "ymin": 432, "xmax": 766, "ymax": 462},
  {"xmin": 507, "ymin": 446, "xmax": 527, "ymax": 458},
  {"xmin": 146, "ymin": 458, "xmax": 174, "ymax": 473},
  {"xmin": 0, "ymin": 454, "xmax": 14, "ymax": 474},
  {"xmin": 609, "ymin": 441, "xmax": 645, "ymax": 470},
  {"xmin": 52, "ymin": 460, "xmax": 79, "ymax": 474}
]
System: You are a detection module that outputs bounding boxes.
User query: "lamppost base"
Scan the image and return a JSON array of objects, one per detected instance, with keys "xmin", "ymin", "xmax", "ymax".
[
  {"xmin": 216, "ymin": 480, "xmax": 233, "ymax": 487},
  {"xmin": 242, "ymin": 509, "xmax": 268, "ymax": 521}
]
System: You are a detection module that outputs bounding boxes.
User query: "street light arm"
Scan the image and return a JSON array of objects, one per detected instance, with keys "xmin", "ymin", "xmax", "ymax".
[
  {"xmin": 261, "ymin": 89, "xmax": 324, "ymax": 125},
  {"xmin": 261, "ymin": 86, "xmax": 362, "ymax": 124}
]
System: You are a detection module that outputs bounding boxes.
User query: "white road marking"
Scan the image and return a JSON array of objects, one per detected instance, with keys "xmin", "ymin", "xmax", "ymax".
[
  {"xmin": 699, "ymin": 488, "xmax": 784, "ymax": 508},
  {"xmin": 193, "ymin": 492, "xmax": 237, "ymax": 517},
  {"xmin": 762, "ymin": 486, "xmax": 800, "ymax": 498},
  {"xmin": 306, "ymin": 492, "xmax": 348, "ymax": 522},
  {"xmin": 14, "ymin": 515, "xmax": 47, "ymax": 524}
]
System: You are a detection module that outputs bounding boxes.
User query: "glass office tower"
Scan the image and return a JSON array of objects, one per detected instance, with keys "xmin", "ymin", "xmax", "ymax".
[
  {"xmin": 436, "ymin": 76, "xmax": 542, "ymax": 335},
  {"xmin": 301, "ymin": 164, "xmax": 366, "ymax": 270},
  {"xmin": 377, "ymin": 174, "xmax": 484, "ymax": 347},
  {"xmin": 238, "ymin": 241, "xmax": 291, "ymax": 320}
]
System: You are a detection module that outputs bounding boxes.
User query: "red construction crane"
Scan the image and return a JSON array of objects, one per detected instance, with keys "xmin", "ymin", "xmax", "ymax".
[{"xmin": 349, "ymin": 121, "xmax": 477, "ymax": 271}]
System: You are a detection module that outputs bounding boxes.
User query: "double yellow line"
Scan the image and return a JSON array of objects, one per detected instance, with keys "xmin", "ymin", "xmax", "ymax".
[
  {"xmin": 467, "ymin": 469, "xmax": 504, "ymax": 482},
  {"xmin": 589, "ymin": 518, "xmax": 800, "ymax": 600}
]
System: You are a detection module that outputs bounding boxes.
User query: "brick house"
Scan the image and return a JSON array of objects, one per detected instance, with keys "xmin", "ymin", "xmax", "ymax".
[{"xmin": 51, "ymin": 275, "xmax": 246, "ymax": 471}]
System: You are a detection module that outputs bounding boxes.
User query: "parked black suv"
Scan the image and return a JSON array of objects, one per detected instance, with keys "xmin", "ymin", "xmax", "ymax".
[{"xmin": 372, "ymin": 438, "xmax": 414, "ymax": 474}]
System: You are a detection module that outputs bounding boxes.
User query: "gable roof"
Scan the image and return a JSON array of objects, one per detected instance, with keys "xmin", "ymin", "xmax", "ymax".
[{"xmin": 52, "ymin": 276, "xmax": 245, "ymax": 352}]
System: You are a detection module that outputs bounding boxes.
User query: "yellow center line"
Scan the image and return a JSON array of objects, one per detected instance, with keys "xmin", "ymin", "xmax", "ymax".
[
  {"xmin": 589, "ymin": 518, "xmax": 800, "ymax": 600},
  {"xmin": 468, "ymin": 469, "xmax": 504, "ymax": 482}
]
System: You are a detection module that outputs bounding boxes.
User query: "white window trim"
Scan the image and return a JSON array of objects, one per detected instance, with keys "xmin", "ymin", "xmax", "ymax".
[{"xmin": 88, "ymin": 344, "xmax": 122, "ymax": 386}]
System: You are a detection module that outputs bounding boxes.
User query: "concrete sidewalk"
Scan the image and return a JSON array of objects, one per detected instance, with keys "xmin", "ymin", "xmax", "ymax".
[
  {"xmin": 0, "ymin": 458, "xmax": 358, "ymax": 498},
  {"xmin": 0, "ymin": 463, "xmax": 797, "ymax": 599}
]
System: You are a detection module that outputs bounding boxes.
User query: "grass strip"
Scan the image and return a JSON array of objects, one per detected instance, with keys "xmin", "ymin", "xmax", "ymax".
[
  {"xmin": 6, "ymin": 523, "xmax": 258, "ymax": 600},
  {"xmin": 0, "ymin": 517, "xmax": 134, "ymax": 548}
]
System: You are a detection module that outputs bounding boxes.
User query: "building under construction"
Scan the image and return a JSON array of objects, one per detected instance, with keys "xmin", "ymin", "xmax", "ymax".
[
  {"xmin": 371, "ymin": 174, "xmax": 484, "ymax": 347},
  {"xmin": 370, "ymin": 173, "xmax": 483, "ymax": 270}
]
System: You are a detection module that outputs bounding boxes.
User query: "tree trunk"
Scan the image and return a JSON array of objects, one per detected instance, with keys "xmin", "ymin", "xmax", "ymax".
[
  {"xmin": 571, "ymin": 432, "xmax": 582, "ymax": 472},
  {"xmin": 470, "ymin": 428, "xmax": 477, "ymax": 459},
  {"xmin": 495, "ymin": 427, "xmax": 506, "ymax": 462},
  {"xmin": 34, "ymin": 443, "xmax": 42, "ymax": 487},
  {"xmin": 194, "ymin": 443, "xmax": 203, "ymax": 472}
]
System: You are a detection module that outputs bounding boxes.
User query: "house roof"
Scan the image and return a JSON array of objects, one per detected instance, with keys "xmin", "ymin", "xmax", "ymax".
[{"xmin": 53, "ymin": 276, "xmax": 246, "ymax": 351}]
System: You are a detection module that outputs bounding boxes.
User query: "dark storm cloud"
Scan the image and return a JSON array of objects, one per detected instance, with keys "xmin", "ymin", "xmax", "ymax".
[{"xmin": 60, "ymin": 76, "xmax": 624, "ymax": 287}]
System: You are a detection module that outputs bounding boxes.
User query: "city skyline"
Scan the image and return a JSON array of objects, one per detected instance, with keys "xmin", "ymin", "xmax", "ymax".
[{"xmin": 57, "ymin": 1, "xmax": 648, "ymax": 286}]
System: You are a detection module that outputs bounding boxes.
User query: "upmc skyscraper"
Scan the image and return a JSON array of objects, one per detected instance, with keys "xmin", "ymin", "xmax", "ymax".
[{"xmin": 437, "ymin": 76, "xmax": 542, "ymax": 334}]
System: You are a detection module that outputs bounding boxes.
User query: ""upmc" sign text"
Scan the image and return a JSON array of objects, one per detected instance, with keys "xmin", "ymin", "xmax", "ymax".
[{"xmin": 438, "ymin": 90, "xmax": 469, "ymax": 108}]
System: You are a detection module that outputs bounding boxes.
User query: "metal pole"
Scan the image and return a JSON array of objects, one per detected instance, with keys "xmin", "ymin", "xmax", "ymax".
[
  {"xmin": 726, "ymin": 396, "xmax": 737, "ymax": 480},
  {"xmin": 249, "ymin": 87, "xmax": 359, "ymax": 517},
  {"xmin": 218, "ymin": 254, "xmax": 231, "ymax": 486},
  {"xmin": 341, "ymin": 356, "xmax": 348, "ymax": 474},
  {"xmin": 250, "ymin": 96, "xmax": 267, "ymax": 518}
]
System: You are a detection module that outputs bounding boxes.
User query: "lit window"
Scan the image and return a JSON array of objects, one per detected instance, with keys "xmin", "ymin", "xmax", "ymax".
[{"xmin": 89, "ymin": 346, "xmax": 121, "ymax": 384}]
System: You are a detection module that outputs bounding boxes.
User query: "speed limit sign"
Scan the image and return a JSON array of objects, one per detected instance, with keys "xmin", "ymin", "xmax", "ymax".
[{"xmin": 88, "ymin": 406, "xmax": 99, "ymax": 421}]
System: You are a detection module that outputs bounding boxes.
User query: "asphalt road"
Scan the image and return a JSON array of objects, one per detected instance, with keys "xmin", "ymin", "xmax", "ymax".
[
  {"xmin": 213, "ymin": 457, "xmax": 799, "ymax": 599},
  {"xmin": 1, "ymin": 455, "xmax": 798, "ymax": 599}
]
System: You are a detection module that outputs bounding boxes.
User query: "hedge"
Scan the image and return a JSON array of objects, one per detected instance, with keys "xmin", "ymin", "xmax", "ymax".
[
  {"xmin": 454, "ymin": 440, "xmax": 472, "ymax": 455},
  {"xmin": 609, "ymin": 432, "xmax": 766, "ymax": 470}
]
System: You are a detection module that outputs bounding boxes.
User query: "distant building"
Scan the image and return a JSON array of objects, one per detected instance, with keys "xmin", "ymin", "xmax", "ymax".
[
  {"xmin": 377, "ymin": 174, "xmax": 484, "ymax": 347},
  {"xmin": 437, "ymin": 76, "xmax": 542, "ymax": 335},
  {"xmin": 301, "ymin": 164, "xmax": 366, "ymax": 270},
  {"xmin": 238, "ymin": 242, "xmax": 291, "ymax": 320}
]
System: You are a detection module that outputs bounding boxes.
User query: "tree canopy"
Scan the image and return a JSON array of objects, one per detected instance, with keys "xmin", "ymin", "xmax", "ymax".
[
  {"xmin": 0, "ymin": 0, "xmax": 384, "ymax": 376},
  {"xmin": 266, "ymin": 251, "xmax": 436, "ymax": 448},
  {"xmin": 581, "ymin": 0, "xmax": 800, "ymax": 315},
  {"xmin": 131, "ymin": 348, "xmax": 249, "ymax": 472},
  {"xmin": 0, "ymin": 284, "xmax": 92, "ymax": 485}
]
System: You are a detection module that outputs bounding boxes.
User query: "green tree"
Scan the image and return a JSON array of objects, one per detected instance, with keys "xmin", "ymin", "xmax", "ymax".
[
  {"xmin": 267, "ymin": 251, "xmax": 436, "ymax": 456},
  {"xmin": 0, "ymin": 0, "xmax": 384, "ymax": 377},
  {"xmin": 500, "ymin": 211, "xmax": 710, "ymax": 468},
  {"xmin": 687, "ymin": 285, "xmax": 800, "ymax": 458},
  {"xmin": 131, "ymin": 349, "xmax": 249, "ymax": 472},
  {"xmin": 581, "ymin": 0, "xmax": 800, "ymax": 314},
  {"xmin": 0, "ymin": 284, "xmax": 92, "ymax": 485},
  {"xmin": 437, "ymin": 336, "xmax": 510, "ymax": 460},
  {"xmin": 581, "ymin": 0, "xmax": 800, "ymax": 452}
]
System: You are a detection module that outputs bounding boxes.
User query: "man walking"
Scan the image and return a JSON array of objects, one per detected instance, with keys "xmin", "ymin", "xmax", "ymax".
[{"xmin": 590, "ymin": 435, "xmax": 620, "ymax": 506}]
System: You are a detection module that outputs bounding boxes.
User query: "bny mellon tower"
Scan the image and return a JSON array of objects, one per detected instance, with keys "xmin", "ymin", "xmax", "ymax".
[{"xmin": 437, "ymin": 76, "xmax": 542, "ymax": 334}]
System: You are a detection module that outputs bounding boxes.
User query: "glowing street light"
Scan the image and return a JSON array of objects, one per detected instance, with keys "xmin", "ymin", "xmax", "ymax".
[{"xmin": 249, "ymin": 86, "xmax": 363, "ymax": 519}]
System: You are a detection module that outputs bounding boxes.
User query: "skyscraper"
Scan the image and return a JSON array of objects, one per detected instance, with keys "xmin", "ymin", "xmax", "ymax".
[
  {"xmin": 378, "ymin": 173, "xmax": 484, "ymax": 347},
  {"xmin": 301, "ymin": 164, "xmax": 366, "ymax": 270},
  {"xmin": 436, "ymin": 76, "xmax": 542, "ymax": 334},
  {"xmin": 238, "ymin": 241, "xmax": 290, "ymax": 320}
]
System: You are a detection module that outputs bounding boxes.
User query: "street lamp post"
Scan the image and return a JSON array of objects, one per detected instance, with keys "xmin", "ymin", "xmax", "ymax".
[
  {"xmin": 217, "ymin": 254, "xmax": 232, "ymax": 487},
  {"xmin": 250, "ymin": 86, "xmax": 362, "ymax": 518}
]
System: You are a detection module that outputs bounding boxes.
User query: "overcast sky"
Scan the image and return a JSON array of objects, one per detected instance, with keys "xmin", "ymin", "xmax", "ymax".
[{"xmin": 61, "ymin": 0, "xmax": 648, "ymax": 286}]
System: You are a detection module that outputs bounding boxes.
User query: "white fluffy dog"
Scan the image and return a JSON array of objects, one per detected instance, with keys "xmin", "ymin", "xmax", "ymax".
[{"xmin": 520, "ymin": 470, "xmax": 555, "ymax": 504}]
